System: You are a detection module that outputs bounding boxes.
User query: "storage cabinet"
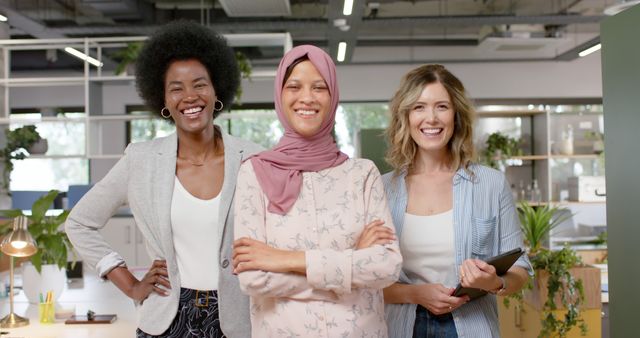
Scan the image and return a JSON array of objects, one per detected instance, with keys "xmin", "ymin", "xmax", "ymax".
[
  {"xmin": 98, "ymin": 216, "xmax": 151, "ymax": 268},
  {"xmin": 498, "ymin": 299, "xmax": 602, "ymax": 338}
]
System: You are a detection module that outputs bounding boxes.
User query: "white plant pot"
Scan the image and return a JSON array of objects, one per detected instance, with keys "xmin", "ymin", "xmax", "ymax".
[
  {"xmin": 21, "ymin": 262, "xmax": 66, "ymax": 304},
  {"xmin": 28, "ymin": 138, "xmax": 48, "ymax": 155}
]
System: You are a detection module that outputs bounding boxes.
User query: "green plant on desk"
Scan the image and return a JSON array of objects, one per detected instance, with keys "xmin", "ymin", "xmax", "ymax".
[
  {"xmin": 504, "ymin": 201, "xmax": 587, "ymax": 338},
  {"xmin": 0, "ymin": 190, "xmax": 74, "ymax": 273}
]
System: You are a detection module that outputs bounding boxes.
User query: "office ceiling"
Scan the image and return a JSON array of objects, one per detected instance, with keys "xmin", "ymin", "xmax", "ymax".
[{"xmin": 0, "ymin": 0, "xmax": 625, "ymax": 69}]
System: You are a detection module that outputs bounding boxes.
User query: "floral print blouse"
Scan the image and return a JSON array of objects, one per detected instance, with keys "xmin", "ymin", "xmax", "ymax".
[{"xmin": 234, "ymin": 158, "xmax": 402, "ymax": 338}]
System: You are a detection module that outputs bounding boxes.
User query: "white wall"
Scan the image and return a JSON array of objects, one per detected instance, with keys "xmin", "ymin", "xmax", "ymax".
[
  {"xmin": 10, "ymin": 52, "xmax": 603, "ymax": 109},
  {"xmin": 241, "ymin": 52, "xmax": 603, "ymax": 103},
  {"xmin": 7, "ymin": 54, "xmax": 603, "ymax": 182}
]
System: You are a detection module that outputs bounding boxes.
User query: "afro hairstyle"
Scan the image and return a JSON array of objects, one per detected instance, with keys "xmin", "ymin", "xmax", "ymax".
[{"xmin": 135, "ymin": 20, "xmax": 239, "ymax": 120}]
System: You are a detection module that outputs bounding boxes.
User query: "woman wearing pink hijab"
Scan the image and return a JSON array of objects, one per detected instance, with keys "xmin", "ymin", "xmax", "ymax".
[{"xmin": 232, "ymin": 45, "xmax": 402, "ymax": 337}]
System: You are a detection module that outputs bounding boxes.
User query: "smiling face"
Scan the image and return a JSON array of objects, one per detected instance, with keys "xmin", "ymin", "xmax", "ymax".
[
  {"xmin": 408, "ymin": 82, "xmax": 455, "ymax": 156},
  {"xmin": 164, "ymin": 59, "xmax": 216, "ymax": 135},
  {"xmin": 281, "ymin": 60, "xmax": 331, "ymax": 138}
]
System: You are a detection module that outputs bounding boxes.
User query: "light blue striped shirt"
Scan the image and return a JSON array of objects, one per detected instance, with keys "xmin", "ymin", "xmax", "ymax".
[{"xmin": 382, "ymin": 163, "xmax": 533, "ymax": 338}]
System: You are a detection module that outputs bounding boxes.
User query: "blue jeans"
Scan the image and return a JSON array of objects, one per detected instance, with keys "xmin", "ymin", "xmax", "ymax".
[{"xmin": 413, "ymin": 305, "xmax": 458, "ymax": 338}]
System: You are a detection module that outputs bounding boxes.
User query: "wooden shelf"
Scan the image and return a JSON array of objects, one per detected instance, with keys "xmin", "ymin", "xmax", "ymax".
[
  {"xmin": 24, "ymin": 154, "xmax": 85, "ymax": 159},
  {"xmin": 23, "ymin": 154, "xmax": 123, "ymax": 160},
  {"xmin": 476, "ymin": 110, "xmax": 546, "ymax": 118},
  {"xmin": 550, "ymin": 200, "xmax": 606, "ymax": 205},
  {"xmin": 507, "ymin": 154, "xmax": 601, "ymax": 161},
  {"xmin": 549, "ymin": 154, "xmax": 600, "ymax": 160},
  {"xmin": 517, "ymin": 201, "xmax": 607, "ymax": 206},
  {"xmin": 510, "ymin": 155, "xmax": 548, "ymax": 161},
  {"xmin": 88, "ymin": 75, "xmax": 135, "ymax": 82}
]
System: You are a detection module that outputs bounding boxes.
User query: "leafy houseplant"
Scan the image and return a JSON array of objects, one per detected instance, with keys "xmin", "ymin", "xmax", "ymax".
[
  {"xmin": 518, "ymin": 202, "xmax": 572, "ymax": 256},
  {"xmin": 1, "ymin": 125, "xmax": 43, "ymax": 190},
  {"xmin": 482, "ymin": 132, "xmax": 522, "ymax": 169},
  {"xmin": 505, "ymin": 201, "xmax": 589, "ymax": 338},
  {"xmin": 0, "ymin": 190, "xmax": 73, "ymax": 273},
  {"xmin": 529, "ymin": 247, "xmax": 587, "ymax": 337},
  {"xmin": 234, "ymin": 51, "xmax": 252, "ymax": 103},
  {"xmin": 583, "ymin": 131, "xmax": 604, "ymax": 155},
  {"xmin": 113, "ymin": 42, "xmax": 143, "ymax": 75}
]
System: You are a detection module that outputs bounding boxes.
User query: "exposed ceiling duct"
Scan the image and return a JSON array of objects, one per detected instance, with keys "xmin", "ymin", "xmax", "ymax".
[
  {"xmin": 477, "ymin": 24, "xmax": 567, "ymax": 53},
  {"xmin": 218, "ymin": 0, "xmax": 291, "ymax": 17},
  {"xmin": 0, "ymin": 0, "xmax": 611, "ymax": 65},
  {"xmin": 82, "ymin": 0, "xmax": 138, "ymax": 13},
  {"xmin": 478, "ymin": 34, "xmax": 568, "ymax": 53},
  {"xmin": 40, "ymin": 13, "xmax": 603, "ymax": 36}
]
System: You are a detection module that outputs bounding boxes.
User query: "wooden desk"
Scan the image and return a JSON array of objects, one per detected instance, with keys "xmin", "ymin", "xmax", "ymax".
[{"xmin": 0, "ymin": 270, "xmax": 137, "ymax": 338}]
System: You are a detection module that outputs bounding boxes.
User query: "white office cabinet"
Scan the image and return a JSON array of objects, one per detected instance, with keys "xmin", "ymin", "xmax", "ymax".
[
  {"xmin": 134, "ymin": 226, "xmax": 152, "ymax": 267},
  {"xmin": 97, "ymin": 216, "xmax": 151, "ymax": 268},
  {"xmin": 98, "ymin": 217, "xmax": 137, "ymax": 266}
]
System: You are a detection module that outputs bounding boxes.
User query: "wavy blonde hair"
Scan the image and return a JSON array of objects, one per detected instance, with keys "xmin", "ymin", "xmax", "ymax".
[{"xmin": 385, "ymin": 64, "xmax": 476, "ymax": 175}]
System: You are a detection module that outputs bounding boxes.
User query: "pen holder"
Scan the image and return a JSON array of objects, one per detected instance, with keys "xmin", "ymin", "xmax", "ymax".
[{"xmin": 39, "ymin": 302, "xmax": 55, "ymax": 324}]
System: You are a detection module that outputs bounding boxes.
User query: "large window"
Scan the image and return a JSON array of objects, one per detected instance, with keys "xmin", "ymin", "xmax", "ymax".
[
  {"xmin": 126, "ymin": 103, "xmax": 392, "ymax": 157},
  {"xmin": 127, "ymin": 109, "xmax": 175, "ymax": 143},
  {"xmin": 8, "ymin": 110, "xmax": 89, "ymax": 191}
]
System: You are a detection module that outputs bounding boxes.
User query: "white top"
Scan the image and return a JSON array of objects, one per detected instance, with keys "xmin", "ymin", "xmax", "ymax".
[
  {"xmin": 401, "ymin": 209, "xmax": 456, "ymax": 287},
  {"xmin": 171, "ymin": 177, "xmax": 220, "ymax": 290}
]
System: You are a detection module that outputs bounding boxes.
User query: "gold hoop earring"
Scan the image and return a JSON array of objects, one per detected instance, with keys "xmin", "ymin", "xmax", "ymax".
[
  {"xmin": 214, "ymin": 100, "xmax": 224, "ymax": 112},
  {"xmin": 161, "ymin": 107, "xmax": 171, "ymax": 119}
]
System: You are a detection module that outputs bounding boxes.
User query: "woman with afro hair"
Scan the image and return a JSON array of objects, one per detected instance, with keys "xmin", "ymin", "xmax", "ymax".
[{"xmin": 66, "ymin": 20, "xmax": 261, "ymax": 338}]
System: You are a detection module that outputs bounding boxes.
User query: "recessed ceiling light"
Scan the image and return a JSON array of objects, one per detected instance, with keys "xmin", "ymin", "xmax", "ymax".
[
  {"xmin": 337, "ymin": 42, "xmax": 347, "ymax": 62},
  {"xmin": 579, "ymin": 44, "xmax": 601, "ymax": 57},
  {"xmin": 64, "ymin": 47, "xmax": 103, "ymax": 67},
  {"xmin": 343, "ymin": 0, "xmax": 354, "ymax": 16}
]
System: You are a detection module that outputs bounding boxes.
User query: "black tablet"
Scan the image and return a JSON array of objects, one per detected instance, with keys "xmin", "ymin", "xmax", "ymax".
[{"xmin": 452, "ymin": 247, "xmax": 524, "ymax": 300}]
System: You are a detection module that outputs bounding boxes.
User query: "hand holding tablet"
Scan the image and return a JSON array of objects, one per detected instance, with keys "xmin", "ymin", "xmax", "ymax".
[{"xmin": 453, "ymin": 247, "xmax": 524, "ymax": 300}]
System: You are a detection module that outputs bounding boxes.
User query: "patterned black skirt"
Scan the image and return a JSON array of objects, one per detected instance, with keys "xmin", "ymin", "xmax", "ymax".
[{"xmin": 136, "ymin": 288, "xmax": 224, "ymax": 338}]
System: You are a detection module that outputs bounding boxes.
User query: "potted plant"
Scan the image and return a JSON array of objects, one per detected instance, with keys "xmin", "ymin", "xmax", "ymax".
[
  {"xmin": 482, "ymin": 132, "xmax": 522, "ymax": 170},
  {"xmin": 0, "ymin": 190, "xmax": 73, "ymax": 304},
  {"xmin": 583, "ymin": 131, "xmax": 604, "ymax": 155},
  {"xmin": 1, "ymin": 125, "xmax": 44, "ymax": 191},
  {"xmin": 113, "ymin": 41, "xmax": 143, "ymax": 76},
  {"xmin": 502, "ymin": 201, "xmax": 600, "ymax": 338}
]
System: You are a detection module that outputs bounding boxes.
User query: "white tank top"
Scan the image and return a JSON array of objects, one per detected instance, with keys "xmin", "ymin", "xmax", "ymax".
[
  {"xmin": 170, "ymin": 177, "xmax": 220, "ymax": 290},
  {"xmin": 401, "ymin": 209, "xmax": 457, "ymax": 287}
]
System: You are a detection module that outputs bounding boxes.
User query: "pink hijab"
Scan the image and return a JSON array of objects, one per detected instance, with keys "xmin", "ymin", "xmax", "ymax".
[{"xmin": 249, "ymin": 45, "xmax": 349, "ymax": 215}]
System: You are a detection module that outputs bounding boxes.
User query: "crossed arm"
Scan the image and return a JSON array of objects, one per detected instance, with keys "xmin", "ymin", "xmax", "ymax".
[{"xmin": 233, "ymin": 161, "xmax": 402, "ymax": 300}]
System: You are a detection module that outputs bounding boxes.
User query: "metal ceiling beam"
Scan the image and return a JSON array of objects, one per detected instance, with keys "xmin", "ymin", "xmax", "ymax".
[
  {"xmin": 0, "ymin": 1, "xmax": 118, "ymax": 67},
  {"xmin": 0, "ymin": 2, "xmax": 66, "ymax": 39},
  {"xmin": 39, "ymin": 14, "xmax": 605, "ymax": 36},
  {"xmin": 360, "ymin": 14, "xmax": 605, "ymax": 27},
  {"xmin": 81, "ymin": 0, "xmax": 154, "ymax": 22},
  {"xmin": 327, "ymin": 0, "xmax": 365, "ymax": 63},
  {"xmin": 297, "ymin": 38, "xmax": 479, "ymax": 47}
]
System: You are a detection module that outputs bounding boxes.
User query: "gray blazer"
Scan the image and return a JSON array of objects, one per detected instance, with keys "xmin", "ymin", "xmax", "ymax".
[{"xmin": 65, "ymin": 130, "xmax": 262, "ymax": 337}]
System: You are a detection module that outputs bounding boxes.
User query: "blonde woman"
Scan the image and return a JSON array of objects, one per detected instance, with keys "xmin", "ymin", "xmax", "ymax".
[{"xmin": 382, "ymin": 64, "xmax": 532, "ymax": 338}]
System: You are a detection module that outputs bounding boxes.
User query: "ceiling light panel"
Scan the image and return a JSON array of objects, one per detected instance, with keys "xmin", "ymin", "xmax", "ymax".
[{"xmin": 219, "ymin": 0, "xmax": 291, "ymax": 17}]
